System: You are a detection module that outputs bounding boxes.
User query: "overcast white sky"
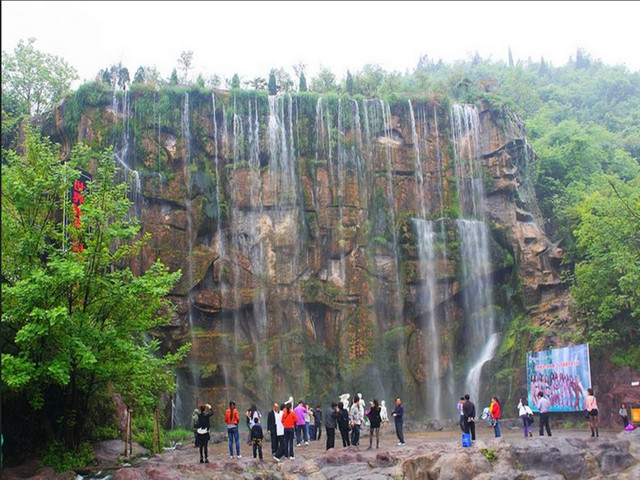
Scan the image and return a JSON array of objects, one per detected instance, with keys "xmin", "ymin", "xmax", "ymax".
[{"xmin": 3, "ymin": 1, "xmax": 639, "ymax": 87}]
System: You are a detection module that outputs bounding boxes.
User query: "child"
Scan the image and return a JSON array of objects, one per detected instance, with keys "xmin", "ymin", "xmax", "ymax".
[
  {"xmin": 251, "ymin": 416, "xmax": 264, "ymax": 460},
  {"xmin": 619, "ymin": 402, "xmax": 629, "ymax": 428}
]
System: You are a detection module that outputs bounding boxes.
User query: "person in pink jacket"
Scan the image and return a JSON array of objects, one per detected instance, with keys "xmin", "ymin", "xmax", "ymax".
[{"xmin": 293, "ymin": 401, "xmax": 309, "ymax": 446}]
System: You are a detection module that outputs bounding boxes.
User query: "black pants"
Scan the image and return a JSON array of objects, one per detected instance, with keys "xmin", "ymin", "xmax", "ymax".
[
  {"xmin": 252, "ymin": 439, "xmax": 263, "ymax": 459},
  {"xmin": 369, "ymin": 426, "xmax": 380, "ymax": 448},
  {"xmin": 269, "ymin": 430, "xmax": 279, "ymax": 455},
  {"xmin": 539, "ymin": 412, "xmax": 552, "ymax": 436},
  {"xmin": 326, "ymin": 427, "xmax": 335, "ymax": 450},
  {"xmin": 338, "ymin": 425, "xmax": 350, "ymax": 447},
  {"xmin": 463, "ymin": 419, "xmax": 476, "ymax": 440},
  {"xmin": 459, "ymin": 415, "xmax": 466, "ymax": 432},
  {"xmin": 395, "ymin": 420, "xmax": 404, "ymax": 443},
  {"xmin": 197, "ymin": 433, "xmax": 210, "ymax": 460},
  {"xmin": 316, "ymin": 422, "xmax": 322, "ymax": 440}
]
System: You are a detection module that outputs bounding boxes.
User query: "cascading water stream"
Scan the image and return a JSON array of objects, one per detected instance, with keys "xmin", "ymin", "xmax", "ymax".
[
  {"xmin": 112, "ymin": 90, "xmax": 141, "ymax": 213},
  {"xmin": 379, "ymin": 100, "xmax": 403, "ymax": 316},
  {"xmin": 414, "ymin": 219, "xmax": 442, "ymax": 419},
  {"xmin": 451, "ymin": 104, "xmax": 498, "ymax": 406},
  {"xmin": 408, "ymin": 100, "xmax": 443, "ymax": 419},
  {"xmin": 432, "ymin": 105, "xmax": 456, "ymax": 406},
  {"xmin": 179, "ymin": 92, "xmax": 201, "ymax": 425}
]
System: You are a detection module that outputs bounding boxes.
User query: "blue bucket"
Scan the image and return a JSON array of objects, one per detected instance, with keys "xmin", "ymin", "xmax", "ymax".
[{"xmin": 462, "ymin": 432, "xmax": 471, "ymax": 447}]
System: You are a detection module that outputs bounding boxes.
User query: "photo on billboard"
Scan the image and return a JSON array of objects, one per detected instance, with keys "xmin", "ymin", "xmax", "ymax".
[{"xmin": 526, "ymin": 344, "xmax": 591, "ymax": 412}]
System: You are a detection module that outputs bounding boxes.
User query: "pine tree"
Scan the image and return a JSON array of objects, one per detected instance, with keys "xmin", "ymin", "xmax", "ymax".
[
  {"xmin": 169, "ymin": 68, "xmax": 179, "ymax": 85},
  {"xmin": 231, "ymin": 74, "xmax": 241, "ymax": 89},
  {"xmin": 346, "ymin": 70, "xmax": 354, "ymax": 95},
  {"xmin": 268, "ymin": 71, "xmax": 277, "ymax": 95},
  {"xmin": 299, "ymin": 72, "xmax": 307, "ymax": 92}
]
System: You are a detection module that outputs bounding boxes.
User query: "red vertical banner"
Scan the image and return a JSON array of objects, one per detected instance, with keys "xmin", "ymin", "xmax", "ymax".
[{"xmin": 69, "ymin": 171, "xmax": 91, "ymax": 254}]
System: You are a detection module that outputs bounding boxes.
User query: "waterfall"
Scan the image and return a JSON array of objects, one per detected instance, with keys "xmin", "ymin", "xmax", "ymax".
[
  {"xmin": 212, "ymin": 93, "xmax": 226, "ymax": 269},
  {"xmin": 408, "ymin": 100, "xmax": 428, "ymax": 219},
  {"xmin": 433, "ymin": 105, "xmax": 455, "ymax": 406},
  {"xmin": 451, "ymin": 104, "xmax": 497, "ymax": 406},
  {"xmin": 409, "ymin": 100, "xmax": 445, "ymax": 419},
  {"xmin": 112, "ymin": 90, "xmax": 141, "ymax": 212},
  {"xmin": 414, "ymin": 219, "xmax": 442, "ymax": 419},
  {"xmin": 179, "ymin": 92, "xmax": 200, "ymax": 425}
]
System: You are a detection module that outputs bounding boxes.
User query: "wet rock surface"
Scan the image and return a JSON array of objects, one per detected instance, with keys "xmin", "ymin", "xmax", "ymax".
[{"xmin": 4, "ymin": 427, "xmax": 639, "ymax": 480}]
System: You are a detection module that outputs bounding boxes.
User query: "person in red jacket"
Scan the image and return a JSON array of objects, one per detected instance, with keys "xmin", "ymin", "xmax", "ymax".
[
  {"xmin": 225, "ymin": 401, "xmax": 242, "ymax": 458},
  {"xmin": 280, "ymin": 403, "xmax": 298, "ymax": 459},
  {"xmin": 490, "ymin": 396, "xmax": 502, "ymax": 438}
]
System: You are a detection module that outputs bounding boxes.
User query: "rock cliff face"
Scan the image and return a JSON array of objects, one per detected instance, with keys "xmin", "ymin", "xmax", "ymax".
[{"xmin": 45, "ymin": 86, "xmax": 565, "ymax": 426}]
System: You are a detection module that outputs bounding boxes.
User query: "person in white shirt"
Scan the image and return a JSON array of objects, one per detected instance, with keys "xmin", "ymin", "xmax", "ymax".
[
  {"xmin": 517, "ymin": 397, "xmax": 534, "ymax": 438},
  {"xmin": 537, "ymin": 391, "xmax": 552, "ymax": 436},
  {"xmin": 349, "ymin": 394, "xmax": 362, "ymax": 446},
  {"xmin": 585, "ymin": 388, "xmax": 599, "ymax": 437}
]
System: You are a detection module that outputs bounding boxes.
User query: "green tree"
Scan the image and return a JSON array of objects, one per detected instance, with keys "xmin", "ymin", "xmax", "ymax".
[
  {"xmin": 293, "ymin": 62, "xmax": 307, "ymax": 92},
  {"xmin": 1, "ymin": 128, "xmax": 187, "ymax": 451},
  {"xmin": 310, "ymin": 65, "xmax": 337, "ymax": 93},
  {"xmin": 353, "ymin": 64, "xmax": 386, "ymax": 97},
  {"xmin": 346, "ymin": 70, "xmax": 354, "ymax": 96},
  {"xmin": 299, "ymin": 72, "xmax": 307, "ymax": 92},
  {"xmin": 1, "ymin": 37, "xmax": 78, "ymax": 116},
  {"xmin": 133, "ymin": 66, "xmax": 146, "ymax": 84},
  {"xmin": 206, "ymin": 74, "xmax": 221, "ymax": 88},
  {"xmin": 117, "ymin": 66, "xmax": 130, "ymax": 90},
  {"xmin": 570, "ymin": 175, "xmax": 640, "ymax": 368},
  {"xmin": 268, "ymin": 70, "xmax": 277, "ymax": 95},
  {"xmin": 249, "ymin": 77, "xmax": 267, "ymax": 90},
  {"xmin": 177, "ymin": 50, "xmax": 194, "ymax": 84},
  {"xmin": 169, "ymin": 68, "xmax": 179, "ymax": 85},
  {"xmin": 230, "ymin": 73, "xmax": 241, "ymax": 89}
]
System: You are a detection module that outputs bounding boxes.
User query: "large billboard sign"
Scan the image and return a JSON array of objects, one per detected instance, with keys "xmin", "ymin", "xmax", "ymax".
[{"xmin": 526, "ymin": 344, "xmax": 591, "ymax": 412}]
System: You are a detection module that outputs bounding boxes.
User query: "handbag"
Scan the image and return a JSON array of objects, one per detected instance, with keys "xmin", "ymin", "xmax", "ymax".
[
  {"xmin": 583, "ymin": 409, "xmax": 589, "ymax": 419},
  {"xmin": 461, "ymin": 432, "xmax": 471, "ymax": 447}
]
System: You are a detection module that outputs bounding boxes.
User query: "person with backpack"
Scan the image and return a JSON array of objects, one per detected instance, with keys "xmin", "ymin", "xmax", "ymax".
[
  {"xmin": 490, "ymin": 396, "xmax": 502, "ymax": 438},
  {"xmin": 191, "ymin": 408, "xmax": 200, "ymax": 446},
  {"xmin": 517, "ymin": 397, "xmax": 534, "ymax": 438},
  {"xmin": 246, "ymin": 404, "xmax": 261, "ymax": 446},
  {"xmin": 195, "ymin": 403, "xmax": 213, "ymax": 463},
  {"xmin": 250, "ymin": 416, "xmax": 264, "ymax": 460}
]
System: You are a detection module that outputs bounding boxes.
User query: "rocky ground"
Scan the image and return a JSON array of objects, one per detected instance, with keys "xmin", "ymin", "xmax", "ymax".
[{"xmin": 4, "ymin": 424, "xmax": 639, "ymax": 480}]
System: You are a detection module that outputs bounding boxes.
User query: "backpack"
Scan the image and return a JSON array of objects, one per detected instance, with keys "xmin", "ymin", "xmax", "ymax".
[{"xmin": 192, "ymin": 412, "xmax": 199, "ymax": 429}]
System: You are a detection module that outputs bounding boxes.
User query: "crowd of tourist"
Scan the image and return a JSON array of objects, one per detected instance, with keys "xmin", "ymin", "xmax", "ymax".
[{"xmin": 191, "ymin": 388, "xmax": 619, "ymax": 464}]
